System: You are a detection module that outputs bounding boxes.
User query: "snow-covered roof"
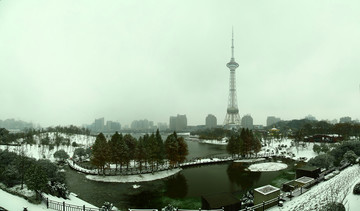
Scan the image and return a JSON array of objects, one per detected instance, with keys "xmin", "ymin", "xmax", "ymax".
[
  {"xmin": 254, "ymin": 185, "xmax": 280, "ymax": 195},
  {"xmin": 295, "ymin": 176, "xmax": 314, "ymax": 184}
]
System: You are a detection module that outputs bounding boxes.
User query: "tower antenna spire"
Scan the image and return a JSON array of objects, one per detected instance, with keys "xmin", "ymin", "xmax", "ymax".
[
  {"xmin": 231, "ymin": 27, "xmax": 234, "ymax": 59},
  {"xmin": 224, "ymin": 28, "xmax": 240, "ymax": 127}
]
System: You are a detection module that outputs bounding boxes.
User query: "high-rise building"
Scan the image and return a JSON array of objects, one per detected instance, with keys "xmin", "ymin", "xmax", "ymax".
[
  {"xmin": 241, "ymin": 115, "xmax": 253, "ymax": 129},
  {"xmin": 94, "ymin": 117, "xmax": 105, "ymax": 131},
  {"xmin": 205, "ymin": 114, "xmax": 217, "ymax": 128},
  {"xmin": 340, "ymin": 116, "xmax": 352, "ymax": 123},
  {"xmin": 224, "ymin": 29, "xmax": 241, "ymax": 126},
  {"xmin": 131, "ymin": 119, "xmax": 154, "ymax": 130},
  {"xmin": 169, "ymin": 114, "xmax": 187, "ymax": 131},
  {"xmin": 266, "ymin": 116, "xmax": 281, "ymax": 127},
  {"xmin": 106, "ymin": 121, "xmax": 121, "ymax": 131},
  {"xmin": 157, "ymin": 122, "xmax": 168, "ymax": 131}
]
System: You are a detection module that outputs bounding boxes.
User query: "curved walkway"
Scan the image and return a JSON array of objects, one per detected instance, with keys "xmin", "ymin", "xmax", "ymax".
[{"xmin": 68, "ymin": 152, "xmax": 275, "ymax": 177}]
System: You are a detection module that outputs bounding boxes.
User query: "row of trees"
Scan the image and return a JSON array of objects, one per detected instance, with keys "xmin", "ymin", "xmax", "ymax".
[
  {"xmin": 0, "ymin": 149, "xmax": 68, "ymax": 200},
  {"xmin": 293, "ymin": 122, "xmax": 360, "ymax": 141},
  {"xmin": 308, "ymin": 140, "xmax": 360, "ymax": 169},
  {"xmin": 226, "ymin": 128, "xmax": 262, "ymax": 157},
  {"xmin": 0, "ymin": 125, "xmax": 90, "ymax": 145},
  {"xmin": 90, "ymin": 130, "xmax": 188, "ymax": 175}
]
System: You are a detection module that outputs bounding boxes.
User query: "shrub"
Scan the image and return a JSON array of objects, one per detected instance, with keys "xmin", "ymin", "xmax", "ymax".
[
  {"xmin": 321, "ymin": 202, "xmax": 345, "ymax": 211},
  {"xmin": 353, "ymin": 183, "xmax": 360, "ymax": 195},
  {"xmin": 343, "ymin": 150, "xmax": 357, "ymax": 164},
  {"xmin": 308, "ymin": 154, "xmax": 335, "ymax": 169}
]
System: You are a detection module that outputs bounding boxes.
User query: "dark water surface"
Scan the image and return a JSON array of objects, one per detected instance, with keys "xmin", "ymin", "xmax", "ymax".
[{"xmin": 65, "ymin": 139, "xmax": 290, "ymax": 209}]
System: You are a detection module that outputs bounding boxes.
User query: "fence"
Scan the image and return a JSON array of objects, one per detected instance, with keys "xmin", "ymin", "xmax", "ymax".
[
  {"xmin": 43, "ymin": 196, "xmax": 100, "ymax": 211},
  {"xmin": 129, "ymin": 208, "xmax": 224, "ymax": 211},
  {"xmin": 239, "ymin": 196, "xmax": 282, "ymax": 211}
]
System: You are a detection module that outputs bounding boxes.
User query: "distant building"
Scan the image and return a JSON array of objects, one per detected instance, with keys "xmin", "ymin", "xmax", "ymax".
[
  {"xmin": 131, "ymin": 119, "xmax": 154, "ymax": 131},
  {"xmin": 266, "ymin": 116, "xmax": 281, "ymax": 127},
  {"xmin": 157, "ymin": 122, "xmax": 168, "ymax": 131},
  {"xmin": 205, "ymin": 114, "xmax": 217, "ymax": 128},
  {"xmin": 169, "ymin": 114, "xmax": 187, "ymax": 131},
  {"xmin": 241, "ymin": 115, "xmax": 253, "ymax": 129},
  {"xmin": 106, "ymin": 121, "xmax": 121, "ymax": 131},
  {"xmin": 305, "ymin": 114, "xmax": 317, "ymax": 121},
  {"xmin": 340, "ymin": 116, "xmax": 352, "ymax": 123},
  {"xmin": 94, "ymin": 117, "xmax": 105, "ymax": 131}
]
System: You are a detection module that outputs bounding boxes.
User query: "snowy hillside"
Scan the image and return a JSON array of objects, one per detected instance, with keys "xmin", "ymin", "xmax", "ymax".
[{"xmin": 0, "ymin": 132, "xmax": 95, "ymax": 161}]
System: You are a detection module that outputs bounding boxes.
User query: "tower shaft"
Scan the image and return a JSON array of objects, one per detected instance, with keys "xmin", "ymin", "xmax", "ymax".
[{"xmin": 224, "ymin": 30, "xmax": 241, "ymax": 126}]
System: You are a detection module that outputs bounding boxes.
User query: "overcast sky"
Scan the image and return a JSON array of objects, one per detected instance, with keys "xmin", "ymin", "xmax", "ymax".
[{"xmin": 1, "ymin": 0, "xmax": 359, "ymax": 127}]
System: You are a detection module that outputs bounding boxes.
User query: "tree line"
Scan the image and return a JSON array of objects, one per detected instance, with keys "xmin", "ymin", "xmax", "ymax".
[
  {"xmin": 0, "ymin": 125, "xmax": 90, "ymax": 145},
  {"xmin": 226, "ymin": 128, "xmax": 262, "ymax": 157},
  {"xmin": 90, "ymin": 130, "xmax": 188, "ymax": 175},
  {"xmin": 290, "ymin": 122, "xmax": 360, "ymax": 141}
]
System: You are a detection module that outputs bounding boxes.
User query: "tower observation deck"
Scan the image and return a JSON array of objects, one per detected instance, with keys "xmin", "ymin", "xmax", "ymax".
[{"xmin": 224, "ymin": 30, "xmax": 241, "ymax": 126}]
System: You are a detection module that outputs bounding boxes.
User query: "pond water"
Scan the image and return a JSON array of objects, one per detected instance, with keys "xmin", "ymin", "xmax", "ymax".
[{"xmin": 65, "ymin": 139, "xmax": 294, "ymax": 209}]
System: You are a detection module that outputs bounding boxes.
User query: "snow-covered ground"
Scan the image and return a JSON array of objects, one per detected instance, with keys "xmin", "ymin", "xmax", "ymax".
[
  {"xmin": 247, "ymin": 162, "xmax": 288, "ymax": 172},
  {"xmin": 0, "ymin": 184, "xmax": 98, "ymax": 211},
  {"xmin": 268, "ymin": 165, "xmax": 360, "ymax": 211},
  {"xmin": 198, "ymin": 138, "xmax": 228, "ymax": 145},
  {"xmin": 86, "ymin": 168, "xmax": 182, "ymax": 183},
  {"xmin": 234, "ymin": 158, "xmax": 265, "ymax": 163},
  {"xmin": 0, "ymin": 132, "xmax": 95, "ymax": 161},
  {"xmin": 260, "ymin": 138, "xmax": 318, "ymax": 161}
]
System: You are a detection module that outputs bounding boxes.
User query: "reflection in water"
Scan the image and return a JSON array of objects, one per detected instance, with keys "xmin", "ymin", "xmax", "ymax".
[
  {"xmin": 226, "ymin": 163, "xmax": 261, "ymax": 191},
  {"xmin": 165, "ymin": 173, "xmax": 188, "ymax": 198},
  {"xmin": 123, "ymin": 182, "xmax": 165, "ymax": 209}
]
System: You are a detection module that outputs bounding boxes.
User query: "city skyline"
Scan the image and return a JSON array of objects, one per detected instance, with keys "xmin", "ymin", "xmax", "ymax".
[{"xmin": 1, "ymin": 1, "xmax": 360, "ymax": 127}]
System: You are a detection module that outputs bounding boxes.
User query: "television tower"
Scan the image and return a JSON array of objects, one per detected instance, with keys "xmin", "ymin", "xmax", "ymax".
[{"xmin": 224, "ymin": 29, "xmax": 241, "ymax": 126}]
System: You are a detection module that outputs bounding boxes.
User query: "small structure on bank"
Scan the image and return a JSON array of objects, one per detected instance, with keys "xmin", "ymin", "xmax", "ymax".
[
  {"xmin": 296, "ymin": 166, "xmax": 321, "ymax": 179},
  {"xmin": 282, "ymin": 176, "xmax": 315, "ymax": 192},
  {"xmin": 253, "ymin": 185, "xmax": 280, "ymax": 210},
  {"xmin": 201, "ymin": 192, "xmax": 241, "ymax": 211}
]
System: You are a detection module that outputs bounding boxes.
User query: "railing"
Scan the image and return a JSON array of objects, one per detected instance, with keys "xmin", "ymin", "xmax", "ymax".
[
  {"xmin": 129, "ymin": 208, "xmax": 224, "ymax": 211},
  {"xmin": 239, "ymin": 196, "xmax": 282, "ymax": 211},
  {"xmin": 43, "ymin": 196, "xmax": 99, "ymax": 211}
]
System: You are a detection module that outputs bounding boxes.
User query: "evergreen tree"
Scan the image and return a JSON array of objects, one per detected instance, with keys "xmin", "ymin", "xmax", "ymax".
[
  {"xmin": 165, "ymin": 133, "xmax": 179, "ymax": 167},
  {"xmin": 108, "ymin": 132, "xmax": 122, "ymax": 173},
  {"xmin": 155, "ymin": 129, "xmax": 165, "ymax": 168},
  {"xmin": 226, "ymin": 135, "xmax": 239, "ymax": 157},
  {"xmin": 135, "ymin": 136, "xmax": 147, "ymax": 172},
  {"xmin": 177, "ymin": 136, "xmax": 188, "ymax": 163},
  {"xmin": 91, "ymin": 133, "xmax": 109, "ymax": 175},
  {"xmin": 53, "ymin": 149, "xmax": 69, "ymax": 163},
  {"xmin": 123, "ymin": 134, "xmax": 137, "ymax": 170},
  {"xmin": 25, "ymin": 164, "xmax": 48, "ymax": 199},
  {"xmin": 251, "ymin": 131, "xmax": 262, "ymax": 156}
]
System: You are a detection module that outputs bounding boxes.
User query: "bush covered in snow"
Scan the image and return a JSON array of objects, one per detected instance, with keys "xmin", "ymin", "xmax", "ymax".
[
  {"xmin": 308, "ymin": 154, "xmax": 335, "ymax": 169},
  {"xmin": 320, "ymin": 202, "xmax": 345, "ymax": 211},
  {"xmin": 353, "ymin": 183, "xmax": 360, "ymax": 195}
]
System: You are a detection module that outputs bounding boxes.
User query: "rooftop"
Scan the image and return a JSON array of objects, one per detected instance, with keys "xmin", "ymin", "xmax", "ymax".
[
  {"xmin": 295, "ymin": 176, "xmax": 314, "ymax": 184},
  {"xmin": 254, "ymin": 185, "xmax": 280, "ymax": 195}
]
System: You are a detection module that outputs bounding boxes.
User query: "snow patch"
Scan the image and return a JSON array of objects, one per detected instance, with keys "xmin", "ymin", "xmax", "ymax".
[
  {"xmin": 248, "ymin": 162, "xmax": 288, "ymax": 172},
  {"xmin": 85, "ymin": 168, "xmax": 182, "ymax": 183}
]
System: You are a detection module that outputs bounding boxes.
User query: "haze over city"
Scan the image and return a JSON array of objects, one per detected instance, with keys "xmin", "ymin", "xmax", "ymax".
[{"xmin": 1, "ymin": 0, "xmax": 359, "ymax": 127}]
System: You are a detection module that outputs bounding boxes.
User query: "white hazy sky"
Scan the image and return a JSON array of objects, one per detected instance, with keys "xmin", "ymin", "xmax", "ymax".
[{"xmin": 1, "ymin": 0, "xmax": 359, "ymax": 127}]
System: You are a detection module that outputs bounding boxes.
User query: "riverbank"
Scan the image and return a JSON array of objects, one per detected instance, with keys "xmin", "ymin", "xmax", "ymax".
[{"xmin": 86, "ymin": 168, "xmax": 182, "ymax": 183}]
